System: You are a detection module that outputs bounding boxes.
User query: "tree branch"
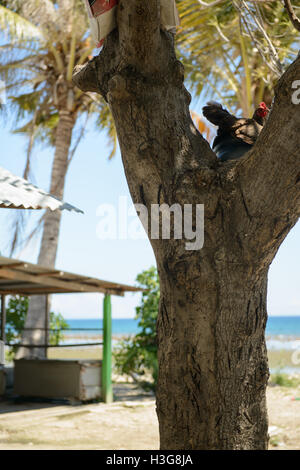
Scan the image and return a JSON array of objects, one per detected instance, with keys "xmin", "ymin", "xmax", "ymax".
[
  {"xmin": 197, "ymin": 0, "xmax": 225, "ymax": 7},
  {"xmin": 117, "ymin": 0, "xmax": 161, "ymax": 72},
  {"xmin": 284, "ymin": 0, "xmax": 300, "ymax": 32},
  {"xmin": 73, "ymin": 1, "xmax": 216, "ymax": 165},
  {"xmin": 235, "ymin": 55, "xmax": 300, "ymax": 260},
  {"xmin": 74, "ymin": 0, "xmax": 299, "ymax": 266},
  {"xmin": 73, "ymin": 0, "xmax": 219, "ymax": 261}
]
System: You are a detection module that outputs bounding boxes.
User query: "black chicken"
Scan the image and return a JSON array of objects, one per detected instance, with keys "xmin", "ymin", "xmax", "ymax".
[{"xmin": 202, "ymin": 101, "xmax": 270, "ymax": 162}]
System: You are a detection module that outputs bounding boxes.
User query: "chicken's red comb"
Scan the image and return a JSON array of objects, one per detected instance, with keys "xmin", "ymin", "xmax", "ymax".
[{"xmin": 259, "ymin": 102, "xmax": 268, "ymax": 109}]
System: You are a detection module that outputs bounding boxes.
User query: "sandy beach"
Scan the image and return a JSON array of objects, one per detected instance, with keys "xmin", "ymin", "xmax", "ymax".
[
  {"xmin": 0, "ymin": 378, "xmax": 299, "ymax": 450},
  {"xmin": 1, "ymin": 340, "xmax": 299, "ymax": 450}
]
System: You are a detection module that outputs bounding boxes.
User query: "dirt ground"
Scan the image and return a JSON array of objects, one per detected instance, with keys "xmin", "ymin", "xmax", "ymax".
[{"xmin": 0, "ymin": 382, "xmax": 299, "ymax": 450}]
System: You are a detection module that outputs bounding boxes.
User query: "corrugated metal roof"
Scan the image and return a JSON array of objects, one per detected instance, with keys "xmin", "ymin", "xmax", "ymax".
[
  {"xmin": 0, "ymin": 166, "xmax": 83, "ymax": 213},
  {"xmin": 0, "ymin": 255, "xmax": 143, "ymax": 296}
]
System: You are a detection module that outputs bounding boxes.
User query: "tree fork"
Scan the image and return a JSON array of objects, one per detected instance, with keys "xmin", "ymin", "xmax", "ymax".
[{"xmin": 73, "ymin": 0, "xmax": 300, "ymax": 450}]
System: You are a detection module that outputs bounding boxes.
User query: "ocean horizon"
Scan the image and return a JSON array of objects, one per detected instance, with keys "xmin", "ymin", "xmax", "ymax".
[{"xmin": 62, "ymin": 316, "xmax": 300, "ymax": 351}]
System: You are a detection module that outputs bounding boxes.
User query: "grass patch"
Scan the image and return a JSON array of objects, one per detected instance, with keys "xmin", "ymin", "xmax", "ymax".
[
  {"xmin": 269, "ymin": 372, "xmax": 300, "ymax": 388},
  {"xmin": 269, "ymin": 436, "xmax": 280, "ymax": 447}
]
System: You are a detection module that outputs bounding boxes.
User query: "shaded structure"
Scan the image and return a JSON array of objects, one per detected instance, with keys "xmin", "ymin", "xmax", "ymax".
[
  {"xmin": 0, "ymin": 255, "xmax": 142, "ymax": 403},
  {"xmin": 0, "ymin": 165, "xmax": 83, "ymax": 397}
]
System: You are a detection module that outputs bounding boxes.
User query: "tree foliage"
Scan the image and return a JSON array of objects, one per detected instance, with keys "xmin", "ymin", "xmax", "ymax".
[
  {"xmin": 0, "ymin": 0, "xmax": 117, "ymax": 253},
  {"xmin": 5, "ymin": 295, "xmax": 28, "ymax": 346},
  {"xmin": 114, "ymin": 267, "xmax": 160, "ymax": 391},
  {"xmin": 5, "ymin": 295, "xmax": 69, "ymax": 358},
  {"xmin": 177, "ymin": 0, "xmax": 300, "ymax": 114}
]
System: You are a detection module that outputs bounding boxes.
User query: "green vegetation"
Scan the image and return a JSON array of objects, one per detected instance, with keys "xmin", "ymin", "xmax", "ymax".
[
  {"xmin": 113, "ymin": 267, "xmax": 159, "ymax": 392},
  {"xmin": 269, "ymin": 436, "xmax": 280, "ymax": 447},
  {"xmin": 269, "ymin": 371, "xmax": 300, "ymax": 388},
  {"xmin": 5, "ymin": 295, "xmax": 69, "ymax": 359},
  {"xmin": 5, "ymin": 295, "xmax": 28, "ymax": 346},
  {"xmin": 113, "ymin": 267, "xmax": 300, "ymax": 392},
  {"xmin": 48, "ymin": 312, "xmax": 69, "ymax": 346}
]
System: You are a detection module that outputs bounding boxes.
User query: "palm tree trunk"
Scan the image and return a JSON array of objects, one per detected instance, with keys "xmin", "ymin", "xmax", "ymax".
[{"xmin": 17, "ymin": 110, "xmax": 75, "ymax": 359}]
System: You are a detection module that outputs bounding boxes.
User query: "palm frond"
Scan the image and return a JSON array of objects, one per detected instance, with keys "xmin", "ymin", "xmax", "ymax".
[
  {"xmin": 176, "ymin": 0, "xmax": 300, "ymax": 112},
  {"xmin": 0, "ymin": 5, "xmax": 43, "ymax": 43}
]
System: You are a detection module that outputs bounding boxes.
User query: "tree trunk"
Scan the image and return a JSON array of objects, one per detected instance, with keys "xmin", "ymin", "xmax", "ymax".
[
  {"xmin": 73, "ymin": 0, "xmax": 300, "ymax": 449},
  {"xmin": 17, "ymin": 110, "xmax": 75, "ymax": 359},
  {"xmin": 156, "ymin": 261, "xmax": 269, "ymax": 449}
]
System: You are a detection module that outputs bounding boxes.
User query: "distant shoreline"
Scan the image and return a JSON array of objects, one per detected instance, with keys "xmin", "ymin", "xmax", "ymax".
[
  {"xmin": 59, "ymin": 333, "xmax": 300, "ymax": 356},
  {"xmin": 63, "ymin": 316, "xmax": 300, "ymax": 338}
]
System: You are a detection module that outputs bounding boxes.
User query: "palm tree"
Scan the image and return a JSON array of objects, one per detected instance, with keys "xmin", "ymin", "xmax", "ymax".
[
  {"xmin": 177, "ymin": 0, "xmax": 300, "ymax": 115},
  {"xmin": 3, "ymin": 0, "xmax": 297, "ymax": 357},
  {"xmin": 0, "ymin": 0, "xmax": 116, "ymax": 357}
]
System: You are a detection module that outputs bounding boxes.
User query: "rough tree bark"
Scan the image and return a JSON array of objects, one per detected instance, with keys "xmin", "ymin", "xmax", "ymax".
[
  {"xmin": 73, "ymin": 0, "xmax": 300, "ymax": 450},
  {"xmin": 17, "ymin": 108, "xmax": 75, "ymax": 359}
]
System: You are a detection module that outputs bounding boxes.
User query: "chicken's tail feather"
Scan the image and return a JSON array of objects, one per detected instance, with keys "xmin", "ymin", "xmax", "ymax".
[{"xmin": 202, "ymin": 102, "xmax": 236, "ymax": 128}]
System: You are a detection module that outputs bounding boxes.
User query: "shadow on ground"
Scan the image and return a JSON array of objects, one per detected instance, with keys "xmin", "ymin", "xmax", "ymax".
[{"xmin": 0, "ymin": 382, "xmax": 154, "ymax": 415}]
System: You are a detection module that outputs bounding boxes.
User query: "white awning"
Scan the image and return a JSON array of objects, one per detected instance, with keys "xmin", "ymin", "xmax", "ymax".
[{"xmin": 0, "ymin": 167, "xmax": 83, "ymax": 213}]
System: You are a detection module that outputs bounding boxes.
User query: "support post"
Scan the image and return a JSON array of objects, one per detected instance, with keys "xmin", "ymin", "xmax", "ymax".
[
  {"xmin": 1, "ymin": 295, "xmax": 6, "ymax": 343},
  {"xmin": 1, "ymin": 295, "xmax": 6, "ymax": 365},
  {"xmin": 102, "ymin": 293, "xmax": 113, "ymax": 403},
  {"xmin": 44, "ymin": 294, "xmax": 49, "ymax": 359}
]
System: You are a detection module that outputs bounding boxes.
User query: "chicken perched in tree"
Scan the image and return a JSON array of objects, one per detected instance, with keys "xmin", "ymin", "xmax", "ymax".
[{"xmin": 202, "ymin": 102, "xmax": 270, "ymax": 162}]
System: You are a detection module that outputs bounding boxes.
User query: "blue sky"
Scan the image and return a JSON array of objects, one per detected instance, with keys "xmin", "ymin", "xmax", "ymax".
[{"xmin": 0, "ymin": 99, "xmax": 299, "ymax": 319}]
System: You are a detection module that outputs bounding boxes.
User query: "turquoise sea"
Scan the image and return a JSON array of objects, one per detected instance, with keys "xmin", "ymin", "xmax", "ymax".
[
  {"xmin": 64, "ymin": 316, "xmax": 300, "ymax": 351},
  {"xmin": 65, "ymin": 318, "xmax": 140, "ymax": 336}
]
